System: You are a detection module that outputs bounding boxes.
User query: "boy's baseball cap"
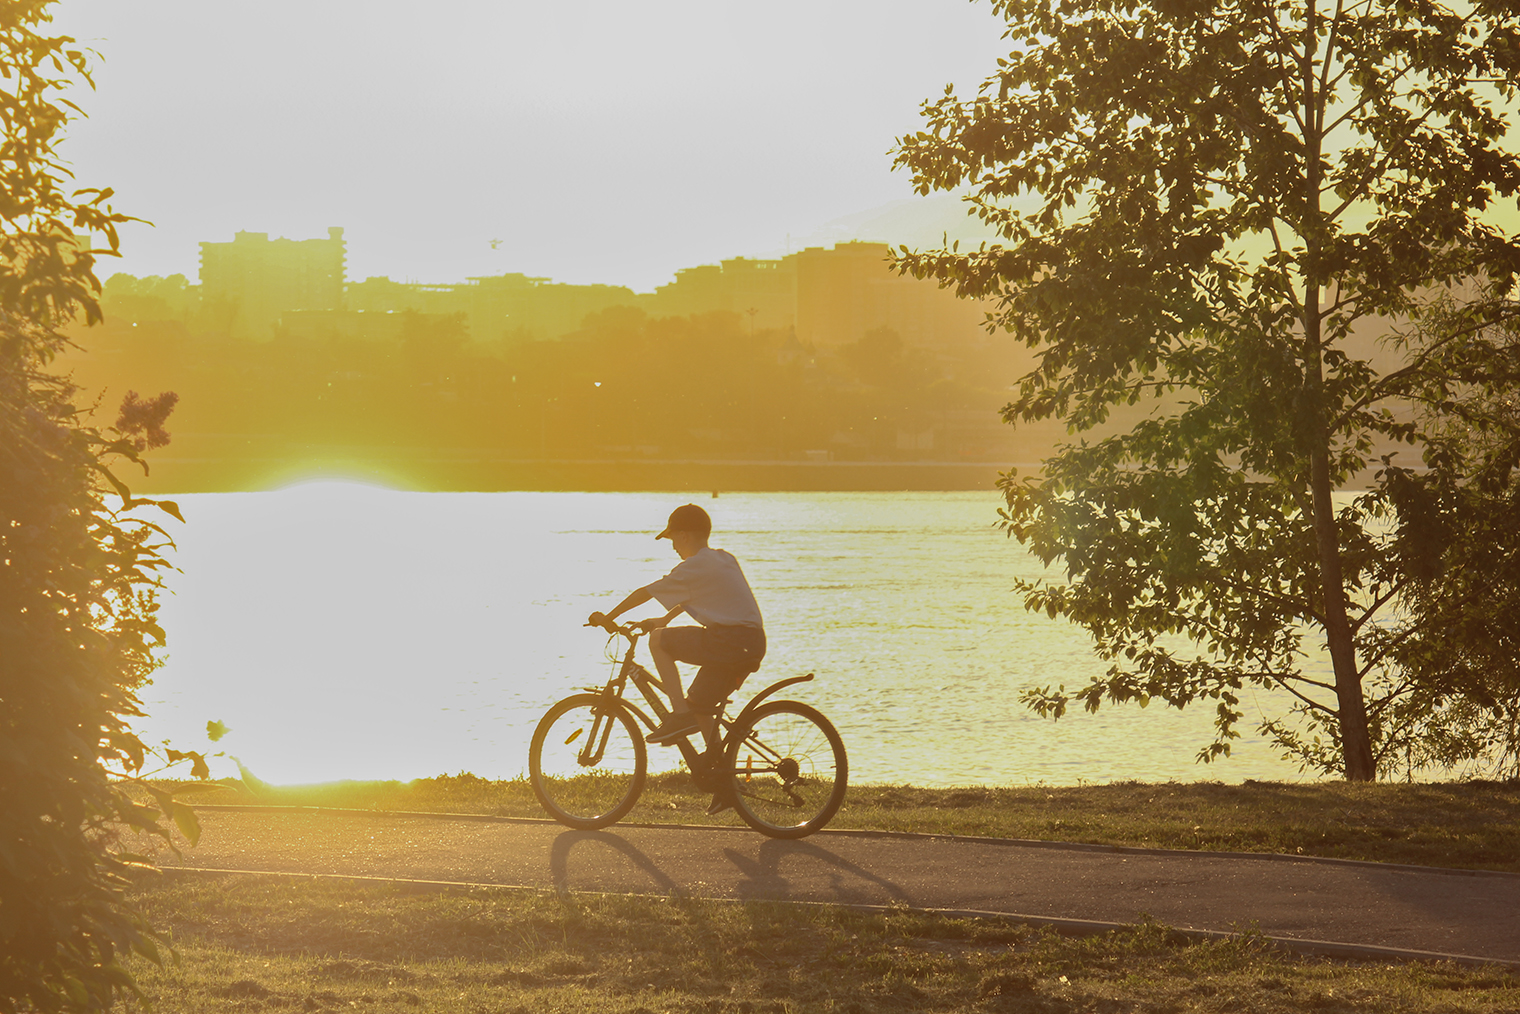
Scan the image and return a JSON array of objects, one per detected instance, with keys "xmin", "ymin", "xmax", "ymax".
[{"xmin": 656, "ymin": 503, "xmax": 711, "ymax": 540}]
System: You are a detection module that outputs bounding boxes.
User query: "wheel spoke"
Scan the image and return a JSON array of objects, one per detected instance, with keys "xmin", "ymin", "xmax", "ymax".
[
  {"xmin": 530, "ymin": 694, "xmax": 647, "ymax": 829},
  {"xmin": 727, "ymin": 701, "xmax": 846, "ymax": 838}
]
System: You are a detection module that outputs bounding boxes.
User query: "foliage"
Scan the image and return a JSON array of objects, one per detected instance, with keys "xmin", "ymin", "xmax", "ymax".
[
  {"xmin": 893, "ymin": 0, "xmax": 1520, "ymax": 779},
  {"xmin": 0, "ymin": 2, "xmax": 204, "ymax": 1010},
  {"xmin": 98, "ymin": 273, "xmax": 193, "ymax": 323},
  {"xmin": 1367, "ymin": 303, "xmax": 1520, "ymax": 776},
  {"xmin": 67, "ymin": 298, "xmax": 1020, "ymax": 472}
]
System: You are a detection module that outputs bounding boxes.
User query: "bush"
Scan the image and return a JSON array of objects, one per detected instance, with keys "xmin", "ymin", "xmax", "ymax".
[{"xmin": 0, "ymin": 3, "xmax": 196, "ymax": 1009}]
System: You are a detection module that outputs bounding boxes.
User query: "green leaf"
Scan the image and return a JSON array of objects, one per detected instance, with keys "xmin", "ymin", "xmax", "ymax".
[
  {"xmin": 132, "ymin": 936, "xmax": 165, "ymax": 967},
  {"xmin": 206, "ymin": 719, "xmax": 230, "ymax": 742},
  {"xmin": 145, "ymin": 498, "xmax": 185, "ymax": 523},
  {"xmin": 170, "ymin": 803, "xmax": 201, "ymax": 847},
  {"xmin": 93, "ymin": 461, "xmax": 136, "ymax": 501}
]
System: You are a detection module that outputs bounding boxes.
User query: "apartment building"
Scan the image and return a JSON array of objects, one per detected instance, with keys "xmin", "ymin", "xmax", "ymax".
[
  {"xmin": 192, "ymin": 227, "xmax": 990, "ymax": 350},
  {"xmin": 199, "ymin": 227, "xmax": 347, "ymax": 339}
]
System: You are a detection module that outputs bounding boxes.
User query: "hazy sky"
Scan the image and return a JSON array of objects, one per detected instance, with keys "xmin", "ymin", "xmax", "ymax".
[{"xmin": 51, "ymin": 1, "xmax": 1011, "ymax": 292}]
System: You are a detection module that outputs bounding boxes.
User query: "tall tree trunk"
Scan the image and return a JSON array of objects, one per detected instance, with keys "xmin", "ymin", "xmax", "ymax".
[
  {"xmin": 1299, "ymin": 11, "xmax": 1375, "ymax": 782},
  {"xmin": 1304, "ymin": 288, "xmax": 1377, "ymax": 781},
  {"xmin": 1309, "ymin": 441, "xmax": 1377, "ymax": 780}
]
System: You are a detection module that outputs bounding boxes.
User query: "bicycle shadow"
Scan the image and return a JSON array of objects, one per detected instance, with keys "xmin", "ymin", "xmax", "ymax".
[
  {"xmin": 546, "ymin": 828, "xmax": 910, "ymax": 909},
  {"xmin": 724, "ymin": 838, "xmax": 913, "ymax": 907},
  {"xmin": 548, "ymin": 829, "xmax": 685, "ymax": 897}
]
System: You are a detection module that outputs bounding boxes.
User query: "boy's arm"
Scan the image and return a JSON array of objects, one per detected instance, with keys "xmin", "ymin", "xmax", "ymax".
[
  {"xmin": 588, "ymin": 585, "xmax": 669, "ymax": 629},
  {"xmin": 586, "ymin": 586, "xmax": 647, "ymax": 626},
  {"xmin": 636, "ymin": 603, "xmax": 686, "ymax": 632}
]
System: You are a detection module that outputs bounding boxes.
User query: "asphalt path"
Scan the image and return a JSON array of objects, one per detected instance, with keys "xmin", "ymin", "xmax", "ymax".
[{"xmin": 152, "ymin": 807, "xmax": 1520, "ymax": 966}]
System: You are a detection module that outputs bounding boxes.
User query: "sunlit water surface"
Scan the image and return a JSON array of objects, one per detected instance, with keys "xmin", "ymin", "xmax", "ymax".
[{"xmin": 142, "ymin": 485, "xmax": 1312, "ymax": 786}]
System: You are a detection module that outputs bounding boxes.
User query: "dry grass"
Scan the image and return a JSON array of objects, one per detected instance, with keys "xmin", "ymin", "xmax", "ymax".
[{"xmin": 123, "ymin": 875, "xmax": 1519, "ymax": 1013}]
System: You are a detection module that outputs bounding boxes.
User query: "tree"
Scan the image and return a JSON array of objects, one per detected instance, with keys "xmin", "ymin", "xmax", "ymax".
[
  {"xmin": 1, "ymin": 3, "xmax": 201, "ymax": 1009},
  {"xmin": 1371, "ymin": 301, "xmax": 1520, "ymax": 776},
  {"xmin": 893, "ymin": 0, "xmax": 1520, "ymax": 780}
]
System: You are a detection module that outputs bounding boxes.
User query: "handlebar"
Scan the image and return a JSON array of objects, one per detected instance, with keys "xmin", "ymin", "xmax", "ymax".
[{"xmin": 584, "ymin": 614, "xmax": 646, "ymax": 638}]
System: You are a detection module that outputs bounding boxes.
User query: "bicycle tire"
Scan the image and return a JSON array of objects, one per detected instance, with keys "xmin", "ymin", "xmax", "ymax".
[
  {"xmin": 724, "ymin": 700, "xmax": 847, "ymax": 839},
  {"xmin": 529, "ymin": 693, "xmax": 647, "ymax": 829}
]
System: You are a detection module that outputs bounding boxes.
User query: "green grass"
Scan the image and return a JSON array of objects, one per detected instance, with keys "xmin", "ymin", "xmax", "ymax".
[
  {"xmin": 124, "ymin": 875, "xmax": 1519, "ymax": 1013},
  {"xmin": 162, "ymin": 773, "xmax": 1520, "ymax": 872}
]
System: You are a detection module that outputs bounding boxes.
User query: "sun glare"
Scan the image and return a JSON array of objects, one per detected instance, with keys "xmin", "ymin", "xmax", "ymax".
[
  {"xmin": 273, "ymin": 477, "xmax": 402, "ymax": 495},
  {"xmin": 269, "ymin": 472, "xmax": 409, "ymax": 495}
]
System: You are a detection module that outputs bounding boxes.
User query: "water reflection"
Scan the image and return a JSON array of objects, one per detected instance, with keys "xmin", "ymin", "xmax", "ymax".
[{"xmin": 143, "ymin": 485, "xmax": 1309, "ymax": 786}]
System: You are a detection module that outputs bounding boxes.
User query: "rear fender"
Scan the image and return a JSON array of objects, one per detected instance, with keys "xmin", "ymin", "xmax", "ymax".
[{"xmin": 731, "ymin": 673, "xmax": 814, "ymax": 730}]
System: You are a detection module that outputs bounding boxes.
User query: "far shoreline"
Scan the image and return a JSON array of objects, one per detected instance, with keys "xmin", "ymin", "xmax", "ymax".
[
  {"xmin": 128, "ymin": 457, "xmax": 1030, "ymax": 495},
  {"xmin": 127, "ymin": 455, "xmax": 1400, "ymax": 496}
]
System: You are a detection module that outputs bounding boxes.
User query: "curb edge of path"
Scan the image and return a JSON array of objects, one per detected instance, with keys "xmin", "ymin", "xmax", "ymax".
[
  {"xmin": 154, "ymin": 865, "xmax": 1520, "ymax": 972},
  {"xmin": 188, "ymin": 803, "xmax": 1520, "ymax": 881}
]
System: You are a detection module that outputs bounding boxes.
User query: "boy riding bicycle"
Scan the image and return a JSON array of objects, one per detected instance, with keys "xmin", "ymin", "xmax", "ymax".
[
  {"xmin": 549, "ymin": 504, "xmax": 842, "ymax": 832},
  {"xmin": 588, "ymin": 503, "xmax": 766, "ymax": 757}
]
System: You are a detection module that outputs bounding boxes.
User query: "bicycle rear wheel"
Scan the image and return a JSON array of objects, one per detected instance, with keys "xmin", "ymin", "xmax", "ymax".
[
  {"xmin": 725, "ymin": 700, "xmax": 847, "ymax": 839},
  {"xmin": 529, "ymin": 693, "xmax": 647, "ymax": 829}
]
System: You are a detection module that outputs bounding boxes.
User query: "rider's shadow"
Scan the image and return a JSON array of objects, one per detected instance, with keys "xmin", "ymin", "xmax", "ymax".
[
  {"xmin": 724, "ymin": 838, "xmax": 912, "ymax": 907},
  {"xmin": 548, "ymin": 829, "xmax": 684, "ymax": 897}
]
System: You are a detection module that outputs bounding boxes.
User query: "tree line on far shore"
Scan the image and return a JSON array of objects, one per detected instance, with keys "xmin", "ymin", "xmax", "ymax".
[{"xmin": 64, "ymin": 282, "xmax": 1039, "ymax": 472}]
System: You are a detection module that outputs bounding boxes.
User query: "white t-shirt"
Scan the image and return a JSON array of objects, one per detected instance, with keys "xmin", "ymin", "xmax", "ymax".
[{"xmin": 644, "ymin": 547, "xmax": 764, "ymax": 629}]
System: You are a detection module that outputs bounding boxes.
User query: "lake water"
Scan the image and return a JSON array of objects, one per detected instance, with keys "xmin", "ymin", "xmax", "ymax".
[{"xmin": 140, "ymin": 484, "xmax": 1311, "ymax": 787}]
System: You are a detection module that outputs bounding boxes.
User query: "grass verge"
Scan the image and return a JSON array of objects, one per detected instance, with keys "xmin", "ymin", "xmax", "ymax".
[
  {"xmin": 125, "ymin": 874, "xmax": 1517, "ymax": 1013},
  {"xmin": 163, "ymin": 774, "xmax": 1520, "ymax": 873}
]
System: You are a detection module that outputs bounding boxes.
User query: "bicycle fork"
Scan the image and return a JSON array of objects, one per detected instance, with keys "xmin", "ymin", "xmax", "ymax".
[{"xmin": 568, "ymin": 688, "xmax": 626, "ymax": 767}]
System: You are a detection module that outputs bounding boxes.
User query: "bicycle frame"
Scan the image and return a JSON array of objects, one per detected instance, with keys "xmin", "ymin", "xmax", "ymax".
[
  {"xmin": 532, "ymin": 620, "xmax": 847, "ymax": 837},
  {"xmin": 585, "ymin": 626, "xmax": 815, "ymax": 777}
]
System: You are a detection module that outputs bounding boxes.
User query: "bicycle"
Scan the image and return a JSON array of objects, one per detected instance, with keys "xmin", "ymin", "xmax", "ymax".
[{"xmin": 528, "ymin": 620, "xmax": 848, "ymax": 839}]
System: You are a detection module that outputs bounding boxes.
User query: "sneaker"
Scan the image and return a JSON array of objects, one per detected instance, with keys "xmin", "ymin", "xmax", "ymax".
[
  {"xmin": 646, "ymin": 713, "xmax": 700, "ymax": 744},
  {"xmin": 706, "ymin": 791, "xmax": 735, "ymax": 816}
]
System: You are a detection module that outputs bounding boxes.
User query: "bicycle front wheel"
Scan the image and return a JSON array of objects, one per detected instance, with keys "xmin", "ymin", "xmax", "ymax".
[
  {"xmin": 529, "ymin": 693, "xmax": 647, "ymax": 829},
  {"xmin": 726, "ymin": 700, "xmax": 847, "ymax": 839}
]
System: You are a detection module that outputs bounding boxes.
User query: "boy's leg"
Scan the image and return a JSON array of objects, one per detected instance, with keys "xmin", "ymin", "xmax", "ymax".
[
  {"xmin": 646, "ymin": 629, "xmax": 701, "ymax": 744},
  {"xmin": 649, "ymin": 626, "xmax": 760, "ymax": 747},
  {"xmin": 688, "ymin": 680, "xmax": 733, "ymax": 750},
  {"xmin": 648, "ymin": 628, "xmax": 689, "ymax": 713},
  {"xmin": 686, "ymin": 668, "xmax": 747, "ymax": 815}
]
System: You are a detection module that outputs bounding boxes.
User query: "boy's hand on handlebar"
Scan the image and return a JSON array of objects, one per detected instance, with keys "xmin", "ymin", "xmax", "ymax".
[
  {"xmin": 586, "ymin": 611, "xmax": 619, "ymax": 632},
  {"xmin": 632, "ymin": 617, "xmax": 665, "ymax": 634}
]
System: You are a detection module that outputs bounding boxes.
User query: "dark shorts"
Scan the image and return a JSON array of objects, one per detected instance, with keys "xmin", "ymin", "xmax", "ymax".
[{"xmin": 659, "ymin": 624, "xmax": 766, "ymax": 709}]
